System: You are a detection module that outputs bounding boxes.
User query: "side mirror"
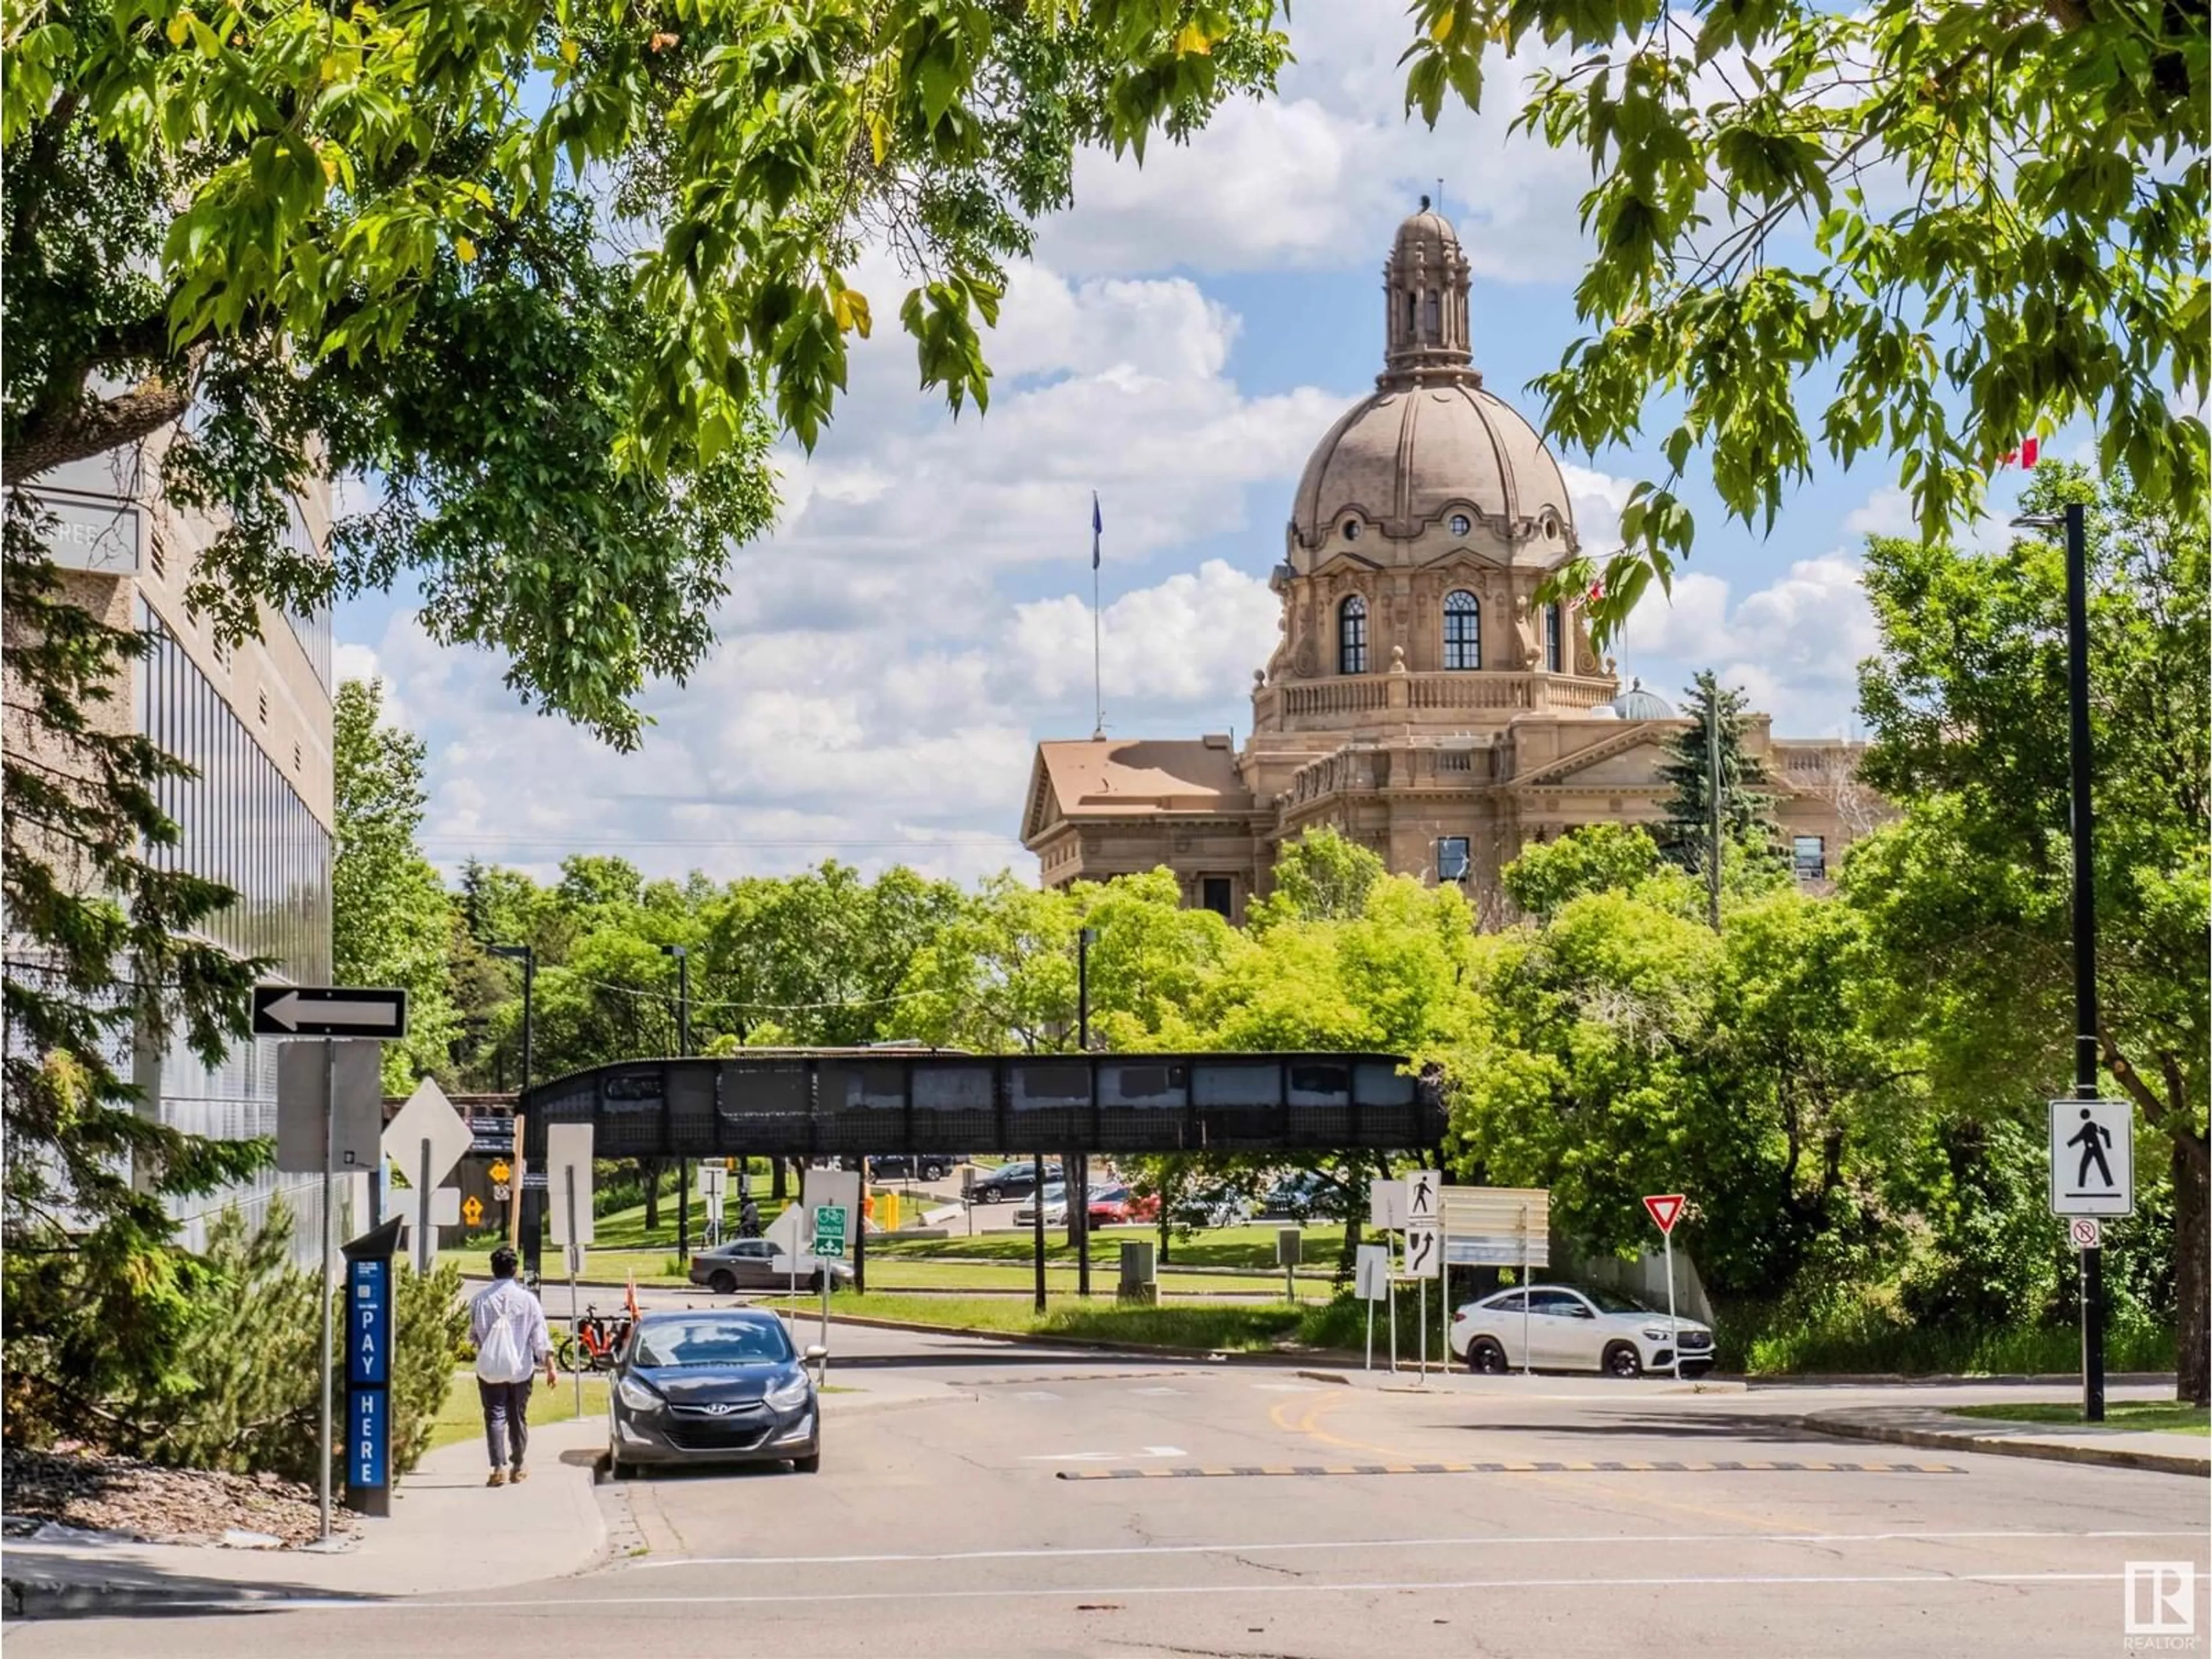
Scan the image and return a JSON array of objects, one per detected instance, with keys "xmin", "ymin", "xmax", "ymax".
[{"xmin": 804, "ymin": 1344, "xmax": 828, "ymax": 1363}]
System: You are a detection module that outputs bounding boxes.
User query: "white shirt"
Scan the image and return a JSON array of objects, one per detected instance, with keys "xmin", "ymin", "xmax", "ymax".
[{"xmin": 469, "ymin": 1278, "xmax": 551, "ymax": 1371}]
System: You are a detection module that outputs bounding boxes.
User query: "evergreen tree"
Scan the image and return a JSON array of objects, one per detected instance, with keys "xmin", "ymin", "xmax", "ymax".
[{"xmin": 1655, "ymin": 672, "xmax": 1780, "ymax": 881}]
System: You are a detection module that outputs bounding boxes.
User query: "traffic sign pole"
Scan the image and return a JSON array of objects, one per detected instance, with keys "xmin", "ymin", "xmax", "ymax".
[
  {"xmin": 566, "ymin": 1166, "xmax": 582, "ymax": 1416},
  {"xmin": 1664, "ymin": 1227, "xmax": 1679, "ymax": 1379},
  {"xmin": 318, "ymin": 1037, "xmax": 335, "ymax": 1544}
]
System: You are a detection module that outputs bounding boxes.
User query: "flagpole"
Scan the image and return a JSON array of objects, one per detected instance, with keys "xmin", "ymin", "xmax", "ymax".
[{"xmin": 1090, "ymin": 492, "xmax": 1104, "ymax": 740}]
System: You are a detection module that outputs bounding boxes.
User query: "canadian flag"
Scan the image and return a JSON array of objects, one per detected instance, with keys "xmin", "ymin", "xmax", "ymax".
[
  {"xmin": 1999, "ymin": 437, "xmax": 2040, "ymax": 468},
  {"xmin": 1586, "ymin": 578, "xmax": 1606, "ymax": 604}
]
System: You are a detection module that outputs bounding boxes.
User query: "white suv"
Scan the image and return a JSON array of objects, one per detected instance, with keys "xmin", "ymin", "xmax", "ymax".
[{"xmin": 1449, "ymin": 1283, "xmax": 1715, "ymax": 1378}]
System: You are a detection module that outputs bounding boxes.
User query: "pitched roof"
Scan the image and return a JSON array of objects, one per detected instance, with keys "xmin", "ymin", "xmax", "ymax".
[{"xmin": 1021, "ymin": 738, "xmax": 1253, "ymax": 844}]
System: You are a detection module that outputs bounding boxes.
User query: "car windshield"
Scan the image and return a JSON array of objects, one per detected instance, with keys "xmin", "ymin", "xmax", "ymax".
[
  {"xmin": 631, "ymin": 1317, "xmax": 794, "ymax": 1368},
  {"xmin": 1582, "ymin": 1286, "xmax": 1656, "ymax": 1315}
]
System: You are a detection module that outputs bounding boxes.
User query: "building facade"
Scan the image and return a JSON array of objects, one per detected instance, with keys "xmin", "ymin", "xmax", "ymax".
[
  {"xmin": 21, "ymin": 433, "xmax": 342, "ymax": 1255},
  {"xmin": 1022, "ymin": 204, "xmax": 1877, "ymax": 922}
]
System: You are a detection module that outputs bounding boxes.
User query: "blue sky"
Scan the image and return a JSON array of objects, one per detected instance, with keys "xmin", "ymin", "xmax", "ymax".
[{"xmin": 336, "ymin": 2, "xmax": 2044, "ymax": 888}]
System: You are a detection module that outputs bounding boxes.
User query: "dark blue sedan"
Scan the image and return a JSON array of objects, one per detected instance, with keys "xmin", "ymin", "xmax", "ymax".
[{"xmin": 606, "ymin": 1309, "xmax": 824, "ymax": 1478}]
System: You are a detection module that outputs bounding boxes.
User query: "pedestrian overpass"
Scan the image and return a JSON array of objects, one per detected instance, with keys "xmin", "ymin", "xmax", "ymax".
[{"xmin": 516, "ymin": 1050, "xmax": 1440, "ymax": 1165}]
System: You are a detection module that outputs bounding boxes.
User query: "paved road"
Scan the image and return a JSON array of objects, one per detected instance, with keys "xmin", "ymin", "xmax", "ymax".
[{"xmin": 16, "ymin": 1324, "xmax": 2208, "ymax": 1658}]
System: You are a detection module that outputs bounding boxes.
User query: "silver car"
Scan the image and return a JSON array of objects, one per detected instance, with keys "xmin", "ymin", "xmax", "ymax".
[
  {"xmin": 1449, "ymin": 1283, "xmax": 1715, "ymax": 1378},
  {"xmin": 688, "ymin": 1239, "xmax": 854, "ymax": 1296}
]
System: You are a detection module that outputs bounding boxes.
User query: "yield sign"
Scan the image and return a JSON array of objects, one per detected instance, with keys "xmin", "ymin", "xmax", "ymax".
[{"xmin": 1643, "ymin": 1193, "xmax": 1685, "ymax": 1235}]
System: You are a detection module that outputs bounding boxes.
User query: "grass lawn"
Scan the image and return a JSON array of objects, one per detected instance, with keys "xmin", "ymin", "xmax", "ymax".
[
  {"xmin": 802, "ymin": 1291, "xmax": 1313, "ymax": 1351},
  {"xmin": 425, "ymin": 1369, "xmax": 611, "ymax": 1454},
  {"xmin": 873, "ymin": 1222, "xmax": 1350, "ymax": 1271},
  {"xmin": 1949, "ymin": 1400, "xmax": 2210, "ymax": 1437}
]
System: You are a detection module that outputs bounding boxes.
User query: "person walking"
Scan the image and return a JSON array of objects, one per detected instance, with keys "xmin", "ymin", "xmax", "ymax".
[{"xmin": 470, "ymin": 1245, "xmax": 556, "ymax": 1487}]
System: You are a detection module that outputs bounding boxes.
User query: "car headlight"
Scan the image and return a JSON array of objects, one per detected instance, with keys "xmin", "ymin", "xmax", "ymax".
[
  {"xmin": 616, "ymin": 1375, "xmax": 664, "ymax": 1413},
  {"xmin": 1642, "ymin": 1327, "xmax": 1668, "ymax": 1343},
  {"xmin": 764, "ymin": 1370, "xmax": 813, "ymax": 1411}
]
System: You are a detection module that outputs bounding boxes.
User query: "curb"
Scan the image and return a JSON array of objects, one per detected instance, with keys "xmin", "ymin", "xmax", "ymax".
[
  {"xmin": 2, "ymin": 1574, "xmax": 339, "ymax": 1620},
  {"xmin": 1726, "ymin": 1371, "xmax": 2177, "ymax": 1388},
  {"xmin": 1789, "ymin": 1414, "xmax": 2211, "ymax": 1478}
]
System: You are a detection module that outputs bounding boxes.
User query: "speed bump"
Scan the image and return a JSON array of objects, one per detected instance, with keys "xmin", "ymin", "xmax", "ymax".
[{"xmin": 1055, "ymin": 1459, "xmax": 1965, "ymax": 1480}]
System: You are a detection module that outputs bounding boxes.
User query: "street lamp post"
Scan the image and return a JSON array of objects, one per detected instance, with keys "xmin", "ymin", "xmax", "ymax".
[
  {"xmin": 2014, "ymin": 500, "xmax": 2105, "ymax": 1422},
  {"xmin": 488, "ymin": 944, "xmax": 537, "ymax": 1277}
]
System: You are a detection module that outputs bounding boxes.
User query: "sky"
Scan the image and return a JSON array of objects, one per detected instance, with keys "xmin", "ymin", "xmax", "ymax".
[{"xmin": 334, "ymin": 1, "xmax": 2044, "ymax": 891}]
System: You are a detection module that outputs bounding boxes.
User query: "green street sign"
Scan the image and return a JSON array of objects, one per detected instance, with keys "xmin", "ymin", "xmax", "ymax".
[{"xmin": 813, "ymin": 1204, "xmax": 848, "ymax": 1259}]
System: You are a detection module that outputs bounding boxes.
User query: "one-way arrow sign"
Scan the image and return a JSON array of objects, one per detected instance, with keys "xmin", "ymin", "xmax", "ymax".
[{"xmin": 253, "ymin": 985, "xmax": 408, "ymax": 1040}]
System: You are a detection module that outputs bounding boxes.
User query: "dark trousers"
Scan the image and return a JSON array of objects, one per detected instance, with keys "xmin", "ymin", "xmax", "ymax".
[{"xmin": 478, "ymin": 1377, "xmax": 533, "ymax": 1470}]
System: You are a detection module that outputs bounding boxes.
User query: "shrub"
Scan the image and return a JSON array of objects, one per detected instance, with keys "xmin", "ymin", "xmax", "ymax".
[{"xmin": 119, "ymin": 1202, "xmax": 466, "ymax": 1486}]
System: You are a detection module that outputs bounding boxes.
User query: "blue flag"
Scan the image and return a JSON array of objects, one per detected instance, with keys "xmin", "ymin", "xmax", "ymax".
[{"xmin": 1092, "ymin": 493, "xmax": 1102, "ymax": 570}]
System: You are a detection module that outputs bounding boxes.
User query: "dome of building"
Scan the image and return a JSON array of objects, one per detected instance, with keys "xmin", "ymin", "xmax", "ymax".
[
  {"xmin": 1609, "ymin": 677, "xmax": 1675, "ymax": 719},
  {"xmin": 1289, "ymin": 201, "xmax": 1578, "ymax": 558}
]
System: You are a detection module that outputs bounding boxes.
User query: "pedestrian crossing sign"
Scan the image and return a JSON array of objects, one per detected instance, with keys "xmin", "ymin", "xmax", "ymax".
[{"xmin": 2048, "ymin": 1099, "xmax": 2132, "ymax": 1217}]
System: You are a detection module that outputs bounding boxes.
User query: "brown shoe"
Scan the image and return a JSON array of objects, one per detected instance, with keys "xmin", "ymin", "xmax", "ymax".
[
  {"xmin": 510, "ymin": 1467, "xmax": 529, "ymax": 1483},
  {"xmin": 486, "ymin": 1468, "xmax": 506, "ymax": 1487}
]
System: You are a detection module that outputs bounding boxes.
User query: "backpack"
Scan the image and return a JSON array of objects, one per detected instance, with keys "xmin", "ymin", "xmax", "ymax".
[{"xmin": 474, "ymin": 1291, "xmax": 529, "ymax": 1384}]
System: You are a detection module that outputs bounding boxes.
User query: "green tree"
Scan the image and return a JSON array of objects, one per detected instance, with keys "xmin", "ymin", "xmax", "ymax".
[
  {"xmin": 1654, "ymin": 671, "xmax": 1780, "ymax": 891},
  {"xmin": 1251, "ymin": 828, "xmax": 1385, "ymax": 926},
  {"xmin": 1396, "ymin": 0, "xmax": 2205, "ymax": 643},
  {"xmin": 332, "ymin": 679, "xmax": 459, "ymax": 1091},
  {"xmin": 1501, "ymin": 823, "xmax": 1666, "ymax": 921},
  {"xmin": 1848, "ymin": 464, "xmax": 2210, "ymax": 1402}
]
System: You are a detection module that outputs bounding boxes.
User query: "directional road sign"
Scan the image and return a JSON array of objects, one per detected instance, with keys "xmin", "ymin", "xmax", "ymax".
[
  {"xmin": 2049, "ymin": 1099, "xmax": 2133, "ymax": 1217},
  {"xmin": 1401, "ymin": 1222, "xmax": 1440, "ymax": 1278},
  {"xmin": 253, "ymin": 985, "xmax": 408, "ymax": 1040},
  {"xmin": 814, "ymin": 1204, "xmax": 849, "ymax": 1259},
  {"xmin": 1643, "ymin": 1193, "xmax": 1685, "ymax": 1235},
  {"xmin": 1354, "ymin": 1243, "xmax": 1392, "ymax": 1302}
]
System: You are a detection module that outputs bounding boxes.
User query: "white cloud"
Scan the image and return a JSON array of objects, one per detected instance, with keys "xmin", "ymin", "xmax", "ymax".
[
  {"xmin": 368, "ymin": 269, "xmax": 1330, "ymax": 887},
  {"xmin": 1036, "ymin": 2, "xmax": 1596, "ymax": 283},
  {"xmin": 1616, "ymin": 552, "xmax": 1877, "ymax": 735}
]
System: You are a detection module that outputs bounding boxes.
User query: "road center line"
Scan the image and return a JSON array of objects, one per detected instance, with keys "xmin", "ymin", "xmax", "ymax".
[{"xmin": 632, "ymin": 1527, "xmax": 2206, "ymax": 1571}]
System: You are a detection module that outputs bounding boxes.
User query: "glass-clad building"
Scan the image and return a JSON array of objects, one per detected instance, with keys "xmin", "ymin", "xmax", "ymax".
[{"xmin": 31, "ymin": 435, "xmax": 340, "ymax": 1260}]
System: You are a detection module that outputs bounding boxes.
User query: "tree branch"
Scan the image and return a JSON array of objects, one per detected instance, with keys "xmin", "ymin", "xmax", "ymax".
[{"xmin": 5, "ymin": 357, "xmax": 202, "ymax": 486}]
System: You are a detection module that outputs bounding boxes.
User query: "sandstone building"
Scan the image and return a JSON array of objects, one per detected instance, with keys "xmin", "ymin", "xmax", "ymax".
[{"xmin": 1021, "ymin": 203, "xmax": 1873, "ymax": 923}]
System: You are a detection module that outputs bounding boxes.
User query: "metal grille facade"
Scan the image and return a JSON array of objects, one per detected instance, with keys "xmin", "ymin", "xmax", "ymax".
[{"xmin": 520, "ymin": 1052, "xmax": 1438, "ymax": 1163}]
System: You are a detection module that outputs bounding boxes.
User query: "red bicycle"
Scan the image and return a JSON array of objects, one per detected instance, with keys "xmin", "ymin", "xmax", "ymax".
[{"xmin": 555, "ymin": 1304, "xmax": 632, "ymax": 1373}]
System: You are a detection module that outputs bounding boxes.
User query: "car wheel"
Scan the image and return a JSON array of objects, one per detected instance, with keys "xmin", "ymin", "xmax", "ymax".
[
  {"xmin": 792, "ymin": 1448, "xmax": 821, "ymax": 1474},
  {"xmin": 1603, "ymin": 1342, "xmax": 1644, "ymax": 1379},
  {"xmin": 812, "ymin": 1269, "xmax": 830, "ymax": 1293},
  {"xmin": 709, "ymin": 1270, "xmax": 736, "ymax": 1296},
  {"xmin": 975, "ymin": 1187, "xmax": 999, "ymax": 1206},
  {"xmin": 1466, "ymin": 1338, "xmax": 1509, "ymax": 1376}
]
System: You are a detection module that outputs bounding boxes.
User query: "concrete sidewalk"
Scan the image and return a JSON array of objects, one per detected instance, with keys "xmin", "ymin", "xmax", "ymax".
[
  {"xmin": 1, "ymin": 1378, "xmax": 964, "ymax": 1620},
  {"xmin": 1795, "ymin": 1402, "xmax": 2210, "ymax": 1478}
]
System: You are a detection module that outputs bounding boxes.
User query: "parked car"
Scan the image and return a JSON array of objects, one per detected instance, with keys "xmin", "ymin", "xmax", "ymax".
[
  {"xmin": 1171, "ymin": 1180, "xmax": 1251, "ymax": 1230},
  {"xmin": 1449, "ymin": 1283, "xmax": 1715, "ymax": 1378},
  {"xmin": 607, "ymin": 1307, "xmax": 823, "ymax": 1478},
  {"xmin": 1085, "ymin": 1184, "xmax": 1161, "ymax": 1226},
  {"xmin": 868, "ymin": 1153, "xmax": 965, "ymax": 1181},
  {"xmin": 688, "ymin": 1238, "xmax": 855, "ymax": 1296},
  {"xmin": 1014, "ymin": 1182, "xmax": 1123, "ymax": 1226},
  {"xmin": 968, "ymin": 1161, "xmax": 1063, "ymax": 1205},
  {"xmin": 1256, "ymin": 1169, "xmax": 1334, "ymax": 1222}
]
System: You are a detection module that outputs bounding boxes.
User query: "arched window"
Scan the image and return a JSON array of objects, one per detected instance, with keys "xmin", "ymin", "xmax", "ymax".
[
  {"xmin": 1443, "ymin": 590, "xmax": 1480, "ymax": 671},
  {"xmin": 1546, "ymin": 603, "xmax": 1563, "ymax": 672},
  {"xmin": 1339, "ymin": 595, "xmax": 1369, "ymax": 675},
  {"xmin": 1423, "ymin": 291, "xmax": 1441, "ymax": 340}
]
